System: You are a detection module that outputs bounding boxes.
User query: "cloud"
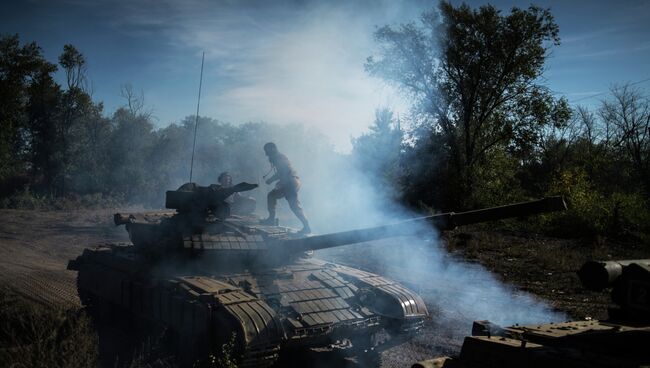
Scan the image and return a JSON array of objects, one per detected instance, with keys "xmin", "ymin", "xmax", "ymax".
[{"xmin": 86, "ymin": 0, "xmax": 419, "ymax": 151}]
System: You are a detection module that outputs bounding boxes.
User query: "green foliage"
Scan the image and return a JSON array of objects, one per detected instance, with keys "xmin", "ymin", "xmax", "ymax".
[
  {"xmin": 608, "ymin": 192, "xmax": 650, "ymax": 242},
  {"xmin": 351, "ymin": 108, "xmax": 403, "ymax": 197},
  {"xmin": 0, "ymin": 188, "xmax": 124, "ymax": 210},
  {"xmin": 215, "ymin": 333, "xmax": 240, "ymax": 368},
  {"xmin": 546, "ymin": 169, "xmax": 650, "ymax": 241},
  {"xmin": 0, "ymin": 34, "xmax": 107, "ymax": 196},
  {"xmin": 471, "ymin": 147, "xmax": 525, "ymax": 206},
  {"xmin": 0, "ymin": 34, "xmax": 57, "ymax": 183},
  {"xmin": 0, "ymin": 187, "xmax": 50, "ymax": 209},
  {"xmin": 125, "ymin": 338, "xmax": 176, "ymax": 368},
  {"xmin": 546, "ymin": 168, "xmax": 609, "ymax": 236},
  {"xmin": 190, "ymin": 333, "xmax": 240, "ymax": 368}
]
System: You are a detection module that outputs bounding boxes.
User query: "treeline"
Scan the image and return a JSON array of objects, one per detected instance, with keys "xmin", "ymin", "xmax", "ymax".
[
  {"xmin": 351, "ymin": 2, "xmax": 650, "ymax": 242},
  {"xmin": 352, "ymin": 87, "xmax": 650, "ymax": 242},
  {"xmin": 0, "ymin": 34, "xmax": 335, "ymax": 209}
]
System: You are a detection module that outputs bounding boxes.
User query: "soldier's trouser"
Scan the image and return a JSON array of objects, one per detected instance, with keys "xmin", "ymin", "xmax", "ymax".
[{"xmin": 267, "ymin": 179, "xmax": 309, "ymax": 227}]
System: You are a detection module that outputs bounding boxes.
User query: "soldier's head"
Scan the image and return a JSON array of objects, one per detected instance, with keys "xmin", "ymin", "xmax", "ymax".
[
  {"xmin": 263, "ymin": 142, "xmax": 278, "ymax": 157},
  {"xmin": 218, "ymin": 172, "xmax": 232, "ymax": 187}
]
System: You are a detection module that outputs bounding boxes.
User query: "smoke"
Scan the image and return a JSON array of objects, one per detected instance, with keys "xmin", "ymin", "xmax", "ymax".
[
  {"xmin": 194, "ymin": 122, "xmax": 566, "ymax": 344},
  {"xmin": 293, "ymin": 140, "xmax": 567, "ymax": 346}
]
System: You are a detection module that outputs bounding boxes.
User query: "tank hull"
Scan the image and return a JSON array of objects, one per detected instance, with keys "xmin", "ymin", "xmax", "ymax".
[{"xmin": 72, "ymin": 243, "xmax": 427, "ymax": 366}]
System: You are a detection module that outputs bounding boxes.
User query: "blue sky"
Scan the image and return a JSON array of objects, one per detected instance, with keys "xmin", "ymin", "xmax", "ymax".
[{"xmin": 2, "ymin": 0, "xmax": 649, "ymax": 151}]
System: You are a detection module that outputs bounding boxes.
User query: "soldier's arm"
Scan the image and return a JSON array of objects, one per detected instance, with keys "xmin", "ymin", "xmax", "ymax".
[{"xmin": 266, "ymin": 173, "xmax": 279, "ymax": 184}]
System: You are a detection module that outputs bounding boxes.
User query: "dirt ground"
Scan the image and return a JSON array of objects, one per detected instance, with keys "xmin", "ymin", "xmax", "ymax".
[
  {"xmin": 0, "ymin": 209, "xmax": 646, "ymax": 367},
  {"xmin": 0, "ymin": 209, "xmax": 129, "ymax": 307},
  {"xmin": 442, "ymin": 227, "xmax": 648, "ymax": 320}
]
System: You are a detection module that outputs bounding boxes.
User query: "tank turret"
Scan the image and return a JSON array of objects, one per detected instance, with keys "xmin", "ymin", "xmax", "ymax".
[
  {"xmin": 116, "ymin": 194, "xmax": 566, "ymax": 260},
  {"xmin": 112, "ymin": 182, "xmax": 258, "ymax": 250}
]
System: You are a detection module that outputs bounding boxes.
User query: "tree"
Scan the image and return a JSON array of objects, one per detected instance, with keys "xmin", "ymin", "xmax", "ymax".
[
  {"xmin": 600, "ymin": 84, "xmax": 650, "ymax": 194},
  {"xmin": 351, "ymin": 108, "xmax": 403, "ymax": 194},
  {"xmin": 25, "ymin": 59, "xmax": 61, "ymax": 193},
  {"xmin": 0, "ymin": 34, "xmax": 56, "ymax": 185},
  {"xmin": 106, "ymin": 107, "xmax": 156, "ymax": 200},
  {"xmin": 56, "ymin": 44, "xmax": 94, "ymax": 194},
  {"xmin": 58, "ymin": 44, "xmax": 86, "ymax": 91},
  {"xmin": 366, "ymin": 2, "xmax": 569, "ymax": 207}
]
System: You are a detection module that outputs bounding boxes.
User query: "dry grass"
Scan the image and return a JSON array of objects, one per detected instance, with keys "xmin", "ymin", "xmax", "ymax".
[
  {"xmin": 0, "ymin": 288, "xmax": 98, "ymax": 368},
  {"xmin": 0, "ymin": 189, "xmax": 127, "ymax": 210}
]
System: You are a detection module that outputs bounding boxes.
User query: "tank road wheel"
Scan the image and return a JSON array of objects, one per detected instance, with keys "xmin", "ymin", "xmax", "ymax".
[
  {"xmin": 350, "ymin": 333, "xmax": 381, "ymax": 367},
  {"xmin": 356, "ymin": 350, "xmax": 381, "ymax": 367}
]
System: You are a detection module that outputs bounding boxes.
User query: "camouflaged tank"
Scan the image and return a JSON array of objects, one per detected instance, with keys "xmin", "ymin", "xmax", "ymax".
[
  {"xmin": 67, "ymin": 182, "xmax": 567, "ymax": 367},
  {"xmin": 413, "ymin": 259, "xmax": 650, "ymax": 368}
]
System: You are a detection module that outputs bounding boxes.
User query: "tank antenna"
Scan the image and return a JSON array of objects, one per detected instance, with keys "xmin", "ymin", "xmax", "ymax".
[{"xmin": 189, "ymin": 51, "xmax": 205, "ymax": 183}]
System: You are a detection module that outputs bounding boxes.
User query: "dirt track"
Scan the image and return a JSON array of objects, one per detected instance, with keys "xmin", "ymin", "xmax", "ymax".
[
  {"xmin": 0, "ymin": 209, "xmax": 128, "ymax": 307},
  {"xmin": 0, "ymin": 209, "xmax": 641, "ymax": 367}
]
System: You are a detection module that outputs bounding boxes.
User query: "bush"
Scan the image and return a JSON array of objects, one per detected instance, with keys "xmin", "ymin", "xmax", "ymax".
[
  {"xmin": 545, "ymin": 168, "xmax": 650, "ymax": 243},
  {"xmin": 0, "ymin": 188, "xmax": 126, "ymax": 210},
  {"xmin": 471, "ymin": 148, "xmax": 526, "ymax": 207},
  {"xmin": 607, "ymin": 191, "xmax": 650, "ymax": 242}
]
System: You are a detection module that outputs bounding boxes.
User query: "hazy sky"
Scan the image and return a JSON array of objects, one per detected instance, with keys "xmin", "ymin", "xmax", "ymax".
[{"xmin": 3, "ymin": 0, "xmax": 649, "ymax": 151}]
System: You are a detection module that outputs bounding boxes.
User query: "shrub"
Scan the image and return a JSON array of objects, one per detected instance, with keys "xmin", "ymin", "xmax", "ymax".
[
  {"xmin": 545, "ymin": 168, "xmax": 650, "ymax": 243},
  {"xmin": 0, "ymin": 189, "xmax": 127, "ymax": 210}
]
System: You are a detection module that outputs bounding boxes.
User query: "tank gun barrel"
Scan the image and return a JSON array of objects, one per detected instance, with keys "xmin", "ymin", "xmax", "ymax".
[
  {"xmin": 165, "ymin": 182, "xmax": 257, "ymax": 211},
  {"xmin": 279, "ymin": 196, "xmax": 567, "ymax": 253},
  {"xmin": 578, "ymin": 259, "xmax": 650, "ymax": 291}
]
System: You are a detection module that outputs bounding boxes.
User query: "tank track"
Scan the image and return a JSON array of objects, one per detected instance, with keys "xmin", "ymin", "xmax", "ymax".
[
  {"xmin": 75, "ymin": 253, "xmax": 285, "ymax": 366},
  {"xmin": 173, "ymin": 276, "xmax": 285, "ymax": 368}
]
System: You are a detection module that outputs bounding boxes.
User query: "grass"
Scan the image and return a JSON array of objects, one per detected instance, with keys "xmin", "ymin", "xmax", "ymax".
[
  {"xmin": 0, "ymin": 288, "xmax": 98, "ymax": 368},
  {"xmin": 443, "ymin": 224, "xmax": 648, "ymax": 319},
  {"xmin": 0, "ymin": 289, "xmax": 240, "ymax": 368},
  {"xmin": 0, "ymin": 188, "xmax": 127, "ymax": 210}
]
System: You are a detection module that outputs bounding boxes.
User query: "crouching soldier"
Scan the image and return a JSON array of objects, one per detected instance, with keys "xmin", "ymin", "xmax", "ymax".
[{"xmin": 217, "ymin": 171, "xmax": 256, "ymax": 215}]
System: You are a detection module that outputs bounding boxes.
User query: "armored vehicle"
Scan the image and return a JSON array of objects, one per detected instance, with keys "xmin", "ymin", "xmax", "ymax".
[
  {"xmin": 414, "ymin": 259, "xmax": 650, "ymax": 368},
  {"xmin": 67, "ymin": 182, "xmax": 566, "ymax": 367}
]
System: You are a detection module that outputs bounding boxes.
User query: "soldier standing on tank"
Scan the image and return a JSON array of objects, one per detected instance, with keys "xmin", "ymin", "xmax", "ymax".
[{"xmin": 260, "ymin": 142, "xmax": 311, "ymax": 234}]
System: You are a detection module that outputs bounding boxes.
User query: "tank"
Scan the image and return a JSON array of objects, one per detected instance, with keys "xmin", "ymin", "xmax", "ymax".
[
  {"xmin": 414, "ymin": 259, "xmax": 650, "ymax": 368},
  {"xmin": 67, "ymin": 182, "xmax": 566, "ymax": 367}
]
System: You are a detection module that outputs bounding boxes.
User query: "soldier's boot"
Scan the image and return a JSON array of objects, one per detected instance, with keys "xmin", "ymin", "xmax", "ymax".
[
  {"xmin": 260, "ymin": 210, "xmax": 276, "ymax": 225},
  {"xmin": 297, "ymin": 222, "xmax": 311, "ymax": 235}
]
